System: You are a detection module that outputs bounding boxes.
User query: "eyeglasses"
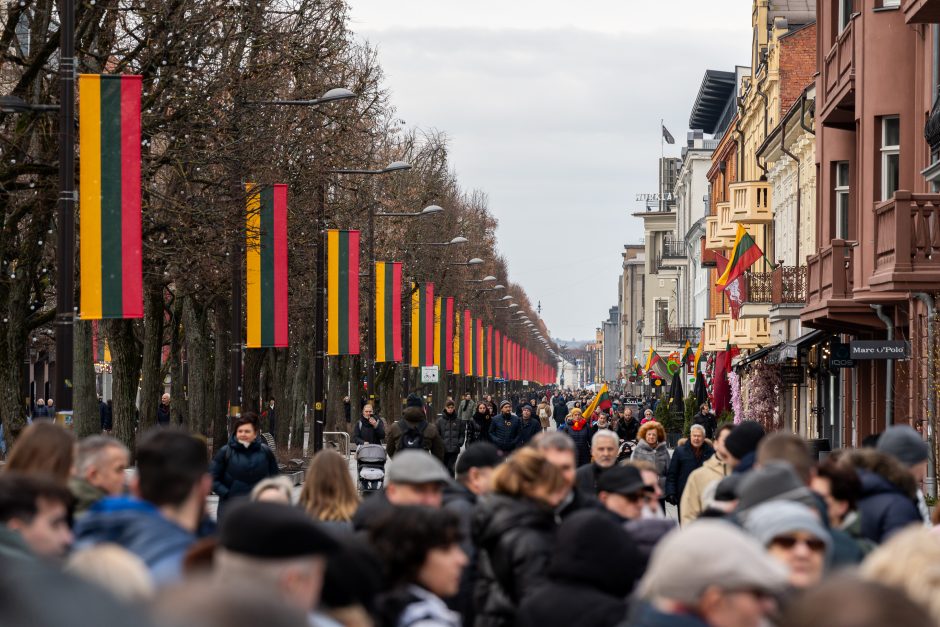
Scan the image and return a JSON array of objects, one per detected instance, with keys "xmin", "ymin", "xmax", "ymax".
[{"xmin": 770, "ymin": 535, "xmax": 826, "ymax": 553}]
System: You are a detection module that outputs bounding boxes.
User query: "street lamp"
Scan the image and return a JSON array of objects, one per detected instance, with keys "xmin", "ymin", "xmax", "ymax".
[
  {"xmin": 246, "ymin": 87, "xmax": 358, "ymax": 107},
  {"xmin": 465, "ymin": 275, "xmax": 497, "ymax": 284},
  {"xmin": 448, "ymin": 258, "xmax": 484, "ymax": 267},
  {"xmin": 414, "ymin": 236, "xmax": 469, "ymax": 247}
]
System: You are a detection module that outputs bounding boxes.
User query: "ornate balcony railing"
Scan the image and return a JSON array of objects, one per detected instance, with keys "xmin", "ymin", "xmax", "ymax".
[
  {"xmin": 871, "ymin": 191, "xmax": 940, "ymax": 292},
  {"xmin": 746, "ymin": 271, "xmax": 773, "ymax": 304},
  {"xmin": 660, "ymin": 326, "xmax": 701, "ymax": 345},
  {"xmin": 729, "ymin": 181, "xmax": 772, "ymax": 224},
  {"xmin": 662, "ymin": 238, "xmax": 686, "ymax": 258},
  {"xmin": 772, "ymin": 265, "xmax": 806, "ymax": 304}
]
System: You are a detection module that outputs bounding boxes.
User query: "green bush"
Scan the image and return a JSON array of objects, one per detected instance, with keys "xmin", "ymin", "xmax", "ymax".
[
  {"xmin": 655, "ymin": 393, "xmax": 682, "ymax": 434},
  {"xmin": 683, "ymin": 394, "xmax": 697, "ymax": 437}
]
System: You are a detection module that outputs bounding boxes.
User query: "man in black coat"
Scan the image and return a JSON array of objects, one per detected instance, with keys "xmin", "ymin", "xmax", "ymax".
[
  {"xmin": 692, "ymin": 402, "xmax": 718, "ymax": 440},
  {"xmin": 574, "ymin": 429, "xmax": 620, "ymax": 496},
  {"xmin": 436, "ymin": 400, "xmax": 467, "ymax": 477},
  {"xmin": 518, "ymin": 405, "xmax": 541, "ymax": 446},
  {"xmin": 618, "ymin": 407, "xmax": 640, "ymax": 442},
  {"xmin": 352, "ymin": 403, "xmax": 385, "ymax": 446},
  {"xmin": 665, "ymin": 424, "xmax": 714, "ymax": 514}
]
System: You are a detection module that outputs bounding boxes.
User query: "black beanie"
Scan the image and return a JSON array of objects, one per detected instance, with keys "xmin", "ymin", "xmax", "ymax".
[
  {"xmin": 405, "ymin": 393, "xmax": 424, "ymax": 408},
  {"xmin": 724, "ymin": 420, "xmax": 765, "ymax": 460}
]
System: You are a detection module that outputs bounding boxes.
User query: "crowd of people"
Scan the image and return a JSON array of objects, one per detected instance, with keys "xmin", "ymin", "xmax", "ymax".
[{"xmin": 1, "ymin": 387, "xmax": 939, "ymax": 627}]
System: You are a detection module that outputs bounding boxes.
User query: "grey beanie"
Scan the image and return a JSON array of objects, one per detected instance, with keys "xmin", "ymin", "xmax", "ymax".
[
  {"xmin": 877, "ymin": 425, "xmax": 929, "ymax": 467},
  {"xmin": 499, "ymin": 400, "xmax": 512, "ymax": 410},
  {"xmin": 743, "ymin": 500, "xmax": 832, "ymax": 558}
]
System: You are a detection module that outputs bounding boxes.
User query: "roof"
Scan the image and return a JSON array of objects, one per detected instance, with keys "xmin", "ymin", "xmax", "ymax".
[
  {"xmin": 689, "ymin": 70, "xmax": 737, "ymax": 135},
  {"xmin": 768, "ymin": 0, "xmax": 815, "ymax": 27}
]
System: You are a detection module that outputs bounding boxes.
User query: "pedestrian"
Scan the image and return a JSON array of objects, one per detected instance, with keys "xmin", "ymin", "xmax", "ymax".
[
  {"xmin": 74, "ymin": 429, "xmax": 211, "ymax": 583},
  {"xmin": 724, "ymin": 420, "xmax": 766, "ymax": 473},
  {"xmin": 574, "ymin": 429, "xmax": 620, "ymax": 496},
  {"xmin": 299, "ymin": 450, "xmax": 359, "ymax": 533},
  {"xmin": 680, "ymin": 423, "xmax": 734, "ymax": 526},
  {"xmin": 517, "ymin": 510, "xmax": 643, "ymax": 627},
  {"xmin": 209, "ymin": 413, "xmax": 279, "ymax": 519},
  {"xmin": 618, "ymin": 407, "xmax": 640, "ymax": 442},
  {"xmin": 353, "ymin": 403, "xmax": 386, "ymax": 446},
  {"xmin": 473, "ymin": 448, "xmax": 567, "ymax": 627},
  {"xmin": 859, "ymin": 527, "xmax": 940, "ymax": 625},
  {"xmin": 692, "ymin": 402, "xmax": 717, "ymax": 440},
  {"xmin": 810, "ymin": 458, "xmax": 875, "ymax": 555},
  {"xmin": 778, "ymin": 575, "xmax": 934, "ymax": 627},
  {"xmin": 875, "ymin": 424, "xmax": 932, "ymax": 525},
  {"xmin": 33, "ymin": 398, "xmax": 49, "ymax": 420},
  {"xmin": 665, "ymin": 424, "xmax": 714, "ymax": 515},
  {"xmin": 0, "ymin": 473, "xmax": 74, "ymax": 561},
  {"xmin": 387, "ymin": 395, "xmax": 446, "ymax": 460},
  {"xmin": 437, "ymin": 400, "xmax": 467, "ymax": 477},
  {"xmin": 261, "ymin": 399, "xmax": 276, "ymax": 436},
  {"xmin": 458, "ymin": 392, "xmax": 476, "ymax": 423},
  {"xmin": 69, "ymin": 436, "xmax": 129, "ymax": 515},
  {"xmin": 249, "ymin": 476, "xmax": 295, "ymax": 505},
  {"xmin": 4, "ymin": 422, "xmax": 76, "ymax": 485},
  {"xmin": 65, "ymin": 544, "xmax": 154, "ymax": 604},
  {"xmin": 640, "ymin": 408, "xmax": 654, "ymax": 424},
  {"xmin": 743, "ymin": 500, "xmax": 832, "ymax": 591},
  {"xmin": 353, "ymin": 451, "xmax": 452, "ymax": 532},
  {"xmin": 595, "ymin": 464, "xmax": 653, "ymax": 522},
  {"xmin": 371, "ymin": 507, "xmax": 466, "ymax": 627},
  {"xmin": 518, "ymin": 404, "xmax": 541, "ymax": 446},
  {"xmin": 156, "ymin": 393, "xmax": 171, "ymax": 427},
  {"xmin": 467, "ymin": 402, "xmax": 491, "ymax": 445},
  {"xmin": 631, "ymin": 421, "xmax": 670, "ymax": 498},
  {"xmin": 536, "ymin": 397, "xmax": 552, "ymax": 432},
  {"xmin": 559, "ymin": 406, "xmax": 592, "ymax": 467},
  {"xmin": 534, "ymin": 433, "xmax": 603, "ymax": 520},
  {"xmin": 99, "ymin": 399, "xmax": 113, "ymax": 434},
  {"xmin": 629, "ymin": 520, "xmax": 788, "ymax": 627},
  {"xmin": 487, "ymin": 400, "xmax": 522, "ymax": 455}
]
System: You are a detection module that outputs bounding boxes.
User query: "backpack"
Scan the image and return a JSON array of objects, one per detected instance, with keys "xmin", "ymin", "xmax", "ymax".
[{"xmin": 398, "ymin": 419, "xmax": 428, "ymax": 451}]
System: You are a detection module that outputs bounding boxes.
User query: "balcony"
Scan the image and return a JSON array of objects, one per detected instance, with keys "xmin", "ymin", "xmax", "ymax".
[
  {"xmin": 662, "ymin": 237, "xmax": 686, "ymax": 258},
  {"xmin": 730, "ymin": 317, "xmax": 771, "ymax": 349},
  {"xmin": 660, "ymin": 325, "xmax": 700, "ymax": 345},
  {"xmin": 819, "ymin": 18, "xmax": 855, "ymax": 129},
  {"xmin": 773, "ymin": 265, "xmax": 807, "ymax": 304},
  {"xmin": 717, "ymin": 201, "xmax": 736, "ymax": 237},
  {"xmin": 703, "ymin": 314, "xmax": 732, "ymax": 352},
  {"xmin": 802, "ymin": 239, "xmax": 875, "ymax": 332},
  {"xmin": 729, "ymin": 181, "xmax": 772, "ymax": 224},
  {"xmin": 870, "ymin": 191, "xmax": 940, "ymax": 292},
  {"xmin": 904, "ymin": 0, "xmax": 940, "ymax": 24}
]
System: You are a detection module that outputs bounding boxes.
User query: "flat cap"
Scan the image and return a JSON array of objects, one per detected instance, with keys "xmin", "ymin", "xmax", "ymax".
[
  {"xmin": 219, "ymin": 501, "xmax": 338, "ymax": 559},
  {"xmin": 456, "ymin": 442, "xmax": 501, "ymax": 475},
  {"xmin": 386, "ymin": 450, "xmax": 451, "ymax": 485}
]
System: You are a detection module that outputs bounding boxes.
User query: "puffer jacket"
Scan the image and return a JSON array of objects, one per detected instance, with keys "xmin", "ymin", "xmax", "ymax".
[
  {"xmin": 518, "ymin": 412, "xmax": 541, "ymax": 446},
  {"xmin": 467, "ymin": 411, "xmax": 490, "ymax": 445},
  {"xmin": 385, "ymin": 407, "xmax": 445, "ymax": 460},
  {"xmin": 436, "ymin": 410, "xmax": 467, "ymax": 454},
  {"xmin": 488, "ymin": 413, "xmax": 522, "ymax": 453},
  {"xmin": 473, "ymin": 494, "xmax": 557, "ymax": 627},
  {"xmin": 843, "ymin": 448, "xmax": 921, "ymax": 543},
  {"xmin": 631, "ymin": 440, "xmax": 671, "ymax": 492},
  {"xmin": 210, "ymin": 435, "xmax": 279, "ymax": 507}
]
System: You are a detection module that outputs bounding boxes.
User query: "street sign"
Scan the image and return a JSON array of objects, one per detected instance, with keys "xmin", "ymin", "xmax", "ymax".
[
  {"xmin": 850, "ymin": 340, "xmax": 911, "ymax": 360},
  {"xmin": 830, "ymin": 342, "xmax": 855, "ymax": 368},
  {"xmin": 780, "ymin": 365, "xmax": 804, "ymax": 385},
  {"xmin": 421, "ymin": 366, "xmax": 439, "ymax": 383},
  {"xmin": 522, "ymin": 380, "xmax": 529, "ymax": 386}
]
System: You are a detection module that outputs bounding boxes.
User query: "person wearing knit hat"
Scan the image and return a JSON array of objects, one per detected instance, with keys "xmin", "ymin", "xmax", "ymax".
[
  {"xmin": 876, "ymin": 424, "xmax": 932, "ymax": 525},
  {"xmin": 385, "ymin": 395, "xmax": 445, "ymax": 460},
  {"xmin": 743, "ymin": 500, "xmax": 832, "ymax": 590},
  {"xmin": 734, "ymin": 461, "xmax": 818, "ymax": 513},
  {"xmin": 723, "ymin": 420, "xmax": 765, "ymax": 473},
  {"xmin": 633, "ymin": 519, "xmax": 787, "ymax": 626}
]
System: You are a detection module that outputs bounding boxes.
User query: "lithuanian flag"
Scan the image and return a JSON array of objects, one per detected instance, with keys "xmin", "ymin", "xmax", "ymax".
[
  {"xmin": 375, "ymin": 261, "xmax": 402, "ymax": 363},
  {"xmin": 716, "ymin": 224, "xmax": 764, "ymax": 289},
  {"xmin": 681, "ymin": 340, "xmax": 693, "ymax": 365},
  {"xmin": 246, "ymin": 184, "xmax": 288, "ymax": 348},
  {"xmin": 692, "ymin": 338, "xmax": 703, "ymax": 373},
  {"xmin": 327, "ymin": 230, "xmax": 360, "ymax": 355},
  {"xmin": 463, "ymin": 310, "xmax": 473, "ymax": 376},
  {"xmin": 434, "ymin": 297, "xmax": 454, "ymax": 372},
  {"xmin": 583, "ymin": 383, "xmax": 611, "ymax": 418},
  {"xmin": 474, "ymin": 318, "xmax": 484, "ymax": 377},
  {"xmin": 410, "ymin": 283, "xmax": 434, "ymax": 367},
  {"xmin": 634, "ymin": 357, "xmax": 643, "ymax": 377},
  {"xmin": 453, "ymin": 309, "xmax": 462, "ymax": 373},
  {"xmin": 79, "ymin": 74, "xmax": 143, "ymax": 319},
  {"xmin": 645, "ymin": 346, "xmax": 663, "ymax": 372}
]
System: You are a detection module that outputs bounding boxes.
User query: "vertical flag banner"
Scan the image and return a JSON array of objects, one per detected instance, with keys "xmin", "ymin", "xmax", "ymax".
[
  {"xmin": 474, "ymin": 318, "xmax": 484, "ymax": 377},
  {"xmin": 375, "ymin": 262, "xmax": 402, "ymax": 363},
  {"xmin": 327, "ymin": 229, "xmax": 360, "ymax": 355},
  {"xmin": 444, "ymin": 297, "xmax": 455, "ymax": 372},
  {"xmin": 433, "ymin": 297, "xmax": 443, "ymax": 369},
  {"xmin": 79, "ymin": 74, "xmax": 143, "ymax": 319},
  {"xmin": 453, "ymin": 308, "xmax": 461, "ymax": 374},
  {"xmin": 487, "ymin": 325, "xmax": 494, "ymax": 379},
  {"xmin": 482, "ymin": 325, "xmax": 490, "ymax": 378},
  {"xmin": 246, "ymin": 184, "xmax": 288, "ymax": 348},
  {"xmin": 410, "ymin": 283, "xmax": 434, "ymax": 367},
  {"xmin": 464, "ymin": 310, "xmax": 473, "ymax": 376},
  {"xmin": 495, "ymin": 330, "xmax": 502, "ymax": 379}
]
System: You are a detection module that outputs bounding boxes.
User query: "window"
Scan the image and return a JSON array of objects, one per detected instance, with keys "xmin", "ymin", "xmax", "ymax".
[
  {"xmin": 655, "ymin": 300, "xmax": 669, "ymax": 335},
  {"xmin": 839, "ymin": 0, "xmax": 854, "ymax": 32},
  {"xmin": 881, "ymin": 116, "xmax": 900, "ymax": 201},
  {"xmin": 881, "ymin": 0, "xmax": 900, "ymax": 7},
  {"xmin": 835, "ymin": 162, "xmax": 850, "ymax": 239}
]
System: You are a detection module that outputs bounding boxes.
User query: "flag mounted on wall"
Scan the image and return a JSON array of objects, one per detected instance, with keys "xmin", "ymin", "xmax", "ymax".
[
  {"xmin": 375, "ymin": 261, "xmax": 402, "ymax": 363},
  {"xmin": 327, "ymin": 229, "xmax": 360, "ymax": 355},
  {"xmin": 79, "ymin": 74, "xmax": 143, "ymax": 319},
  {"xmin": 411, "ymin": 282, "xmax": 434, "ymax": 367},
  {"xmin": 246, "ymin": 184, "xmax": 288, "ymax": 348}
]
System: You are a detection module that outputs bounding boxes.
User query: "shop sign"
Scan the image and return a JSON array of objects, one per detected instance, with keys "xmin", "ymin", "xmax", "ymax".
[
  {"xmin": 850, "ymin": 340, "xmax": 911, "ymax": 360},
  {"xmin": 831, "ymin": 342, "xmax": 855, "ymax": 368},
  {"xmin": 780, "ymin": 365, "xmax": 804, "ymax": 385}
]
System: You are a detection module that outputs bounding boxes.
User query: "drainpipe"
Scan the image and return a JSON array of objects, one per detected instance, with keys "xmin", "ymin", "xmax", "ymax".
[
  {"xmin": 781, "ymin": 121, "xmax": 801, "ymax": 266},
  {"xmin": 871, "ymin": 304, "xmax": 895, "ymax": 427},
  {"xmin": 913, "ymin": 292, "xmax": 937, "ymax": 499},
  {"xmin": 756, "ymin": 71, "xmax": 770, "ymax": 176},
  {"xmin": 735, "ymin": 98, "xmax": 746, "ymax": 181}
]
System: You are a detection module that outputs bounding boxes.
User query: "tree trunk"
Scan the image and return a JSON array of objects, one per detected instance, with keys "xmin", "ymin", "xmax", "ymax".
[
  {"xmin": 376, "ymin": 362, "xmax": 400, "ymax": 423},
  {"xmin": 183, "ymin": 297, "xmax": 209, "ymax": 436},
  {"xmin": 168, "ymin": 296, "xmax": 185, "ymax": 427},
  {"xmin": 137, "ymin": 283, "xmax": 165, "ymax": 432},
  {"xmin": 326, "ymin": 355, "xmax": 346, "ymax": 434},
  {"xmin": 290, "ymin": 342, "xmax": 310, "ymax": 456},
  {"xmin": 243, "ymin": 348, "xmax": 265, "ymax": 418},
  {"xmin": 211, "ymin": 304, "xmax": 230, "ymax": 454},
  {"xmin": 268, "ymin": 348, "xmax": 290, "ymax": 450},
  {"xmin": 73, "ymin": 320, "xmax": 100, "ymax": 437},
  {"xmin": 107, "ymin": 320, "xmax": 142, "ymax": 453}
]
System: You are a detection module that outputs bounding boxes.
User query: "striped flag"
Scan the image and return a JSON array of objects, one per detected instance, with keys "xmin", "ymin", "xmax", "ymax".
[
  {"xmin": 474, "ymin": 318, "xmax": 484, "ymax": 377},
  {"xmin": 79, "ymin": 74, "xmax": 143, "ymax": 319},
  {"xmin": 246, "ymin": 184, "xmax": 288, "ymax": 348},
  {"xmin": 410, "ymin": 283, "xmax": 434, "ymax": 367},
  {"xmin": 327, "ymin": 230, "xmax": 360, "ymax": 355},
  {"xmin": 717, "ymin": 224, "xmax": 764, "ymax": 290},
  {"xmin": 453, "ymin": 309, "xmax": 462, "ymax": 373},
  {"xmin": 463, "ymin": 310, "xmax": 473, "ymax": 376},
  {"xmin": 375, "ymin": 262, "xmax": 402, "ymax": 363},
  {"xmin": 693, "ymin": 337, "xmax": 704, "ymax": 374},
  {"xmin": 433, "ymin": 297, "xmax": 455, "ymax": 372}
]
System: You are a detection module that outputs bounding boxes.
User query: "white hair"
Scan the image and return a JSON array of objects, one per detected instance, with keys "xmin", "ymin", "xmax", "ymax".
[
  {"xmin": 689, "ymin": 424, "xmax": 706, "ymax": 436},
  {"xmin": 591, "ymin": 429, "xmax": 619, "ymax": 448}
]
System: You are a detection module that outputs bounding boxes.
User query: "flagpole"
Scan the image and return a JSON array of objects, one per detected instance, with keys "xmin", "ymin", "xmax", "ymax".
[{"xmin": 660, "ymin": 118, "xmax": 664, "ymax": 214}]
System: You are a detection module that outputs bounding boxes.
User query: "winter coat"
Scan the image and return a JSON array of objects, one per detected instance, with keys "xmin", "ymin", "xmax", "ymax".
[
  {"xmin": 552, "ymin": 401, "xmax": 568, "ymax": 427},
  {"xmin": 487, "ymin": 413, "xmax": 523, "ymax": 453},
  {"xmin": 386, "ymin": 408, "xmax": 446, "ymax": 460},
  {"xmin": 156, "ymin": 403, "xmax": 171, "ymax": 426},
  {"xmin": 353, "ymin": 416, "xmax": 386, "ymax": 446},
  {"xmin": 459, "ymin": 399, "xmax": 476, "ymax": 422},
  {"xmin": 210, "ymin": 435, "xmax": 279, "ymax": 506},
  {"xmin": 574, "ymin": 463, "xmax": 607, "ymax": 497},
  {"xmin": 536, "ymin": 402, "xmax": 552, "ymax": 430},
  {"xmin": 840, "ymin": 448, "xmax": 921, "ymax": 544},
  {"xmin": 437, "ymin": 410, "xmax": 467, "ymax": 454},
  {"xmin": 99, "ymin": 401, "xmax": 113, "ymax": 431},
  {"xmin": 519, "ymin": 416, "xmax": 541, "ymax": 446},
  {"xmin": 631, "ymin": 440, "xmax": 670, "ymax": 493},
  {"xmin": 0, "ymin": 525, "xmax": 34, "ymax": 562},
  {"xmin": 73, "ymin": 496, "xmax": 196, "ymax": 584},
  {"xmin": 691, "ymin": 411, "xmax": 717, "ymax": 440},
  {"xmin": 679, "ymin": 454, "xmax": 731, "ymax": 526},
  {"xmin": 352, "ymin": 490, "xmax": 393, "ymax": 533},
  {"xmin": 467, "ymin": 412, "xmax": 490, "ymax": 445},
  {"xmin": 443, "ymin": 483, "xmax": 480, "ymax": 625},
  {"xmin": 629, "ymin": 603, "xmax": 710, "ymax": 627},
  {"xmin": 617, "ymin": 417, "xmax": 639, "ymax": 443},
  {"xmin": 473, "ymin": 494, "xmax": 557, "ymax": 627},
  {"xmin": 665, "ymin": 439, "xmax": 715, "ymax": 502},
  {"xmin": 560, "ymin": 420, "xmax": 593, "ymax": 467},
  {"xmin": 624, "ymin": 518, "xmax": 677, "ymax": 573},
  {"xmin": 69, "ymin": 477, "xmax": 108, "ymax": 516},
  {"xmin": 517, "ymin": 511, "xmax": 641, "ymax": 627}
]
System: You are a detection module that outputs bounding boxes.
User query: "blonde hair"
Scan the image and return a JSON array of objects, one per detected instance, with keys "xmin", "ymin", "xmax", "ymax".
[
  {"xmin": 65, "ymin": 544, "xmax": 154, "ymax": 603},
  {"xmin": 299, "ymin": 450, "xmax": 359, "ymax": 522},
  {"xmin": 250, "ymin": 475, "xmax": 295, "ymax": 504},
  {"xmin": 491, "ymin": 448, "xmax": 567, "ymax": 503},
  {"xmin": 860, "ymin": 527, "xmax": 940, "ymax": 623}
]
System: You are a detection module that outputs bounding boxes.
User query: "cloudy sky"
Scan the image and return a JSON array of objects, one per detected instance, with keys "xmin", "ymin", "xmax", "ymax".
[{"xmin": 348, "ymin": 2, "xmax": 751, "ymax": 341}]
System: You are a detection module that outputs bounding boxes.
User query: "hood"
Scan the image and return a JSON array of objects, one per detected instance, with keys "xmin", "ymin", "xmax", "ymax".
[
  {"xmin": 473, "ymin": 494, "xmax": 555, "ymax": 546},
  {"xmin": 844, "ymin": 448, "xmax": 917, "ymax": 499},
  {"xmin": 548, "ymin": 510, "xmax": 642, "ymax": 596},
  {"xmin": 228, "ymin": 434, "xmax": 262, "ymax": 451},
  {"xmin": 440, "ymin": 409, "xmax": 458, "ymax": 420},
  {"xmin": 471, "ymin": 411, "xmax": 490, "ymax": 423},
  {"xmin": 402, "ymin": 406, "xmax": 426, "ymax": 425}
]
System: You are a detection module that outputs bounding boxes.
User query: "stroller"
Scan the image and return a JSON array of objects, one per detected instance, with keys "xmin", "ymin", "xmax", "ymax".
[{"xmin": 356, "ymin": 443, "xmax": 387, "ymax": 494}]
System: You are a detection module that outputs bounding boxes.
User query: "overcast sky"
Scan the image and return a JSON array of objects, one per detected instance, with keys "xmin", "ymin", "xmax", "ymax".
[{"xmin": 348, "ymin": 2, "xmax": 751, "ymax": 342}]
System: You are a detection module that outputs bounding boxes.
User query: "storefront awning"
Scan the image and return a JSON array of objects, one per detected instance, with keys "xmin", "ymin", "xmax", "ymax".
[
  {"xmin": 733, "ymin": 343, "xmax": 780, "ymax": 369},
  {"xmin": 767, "ymin": 329, "xmax": 830, "ymax": 363}
]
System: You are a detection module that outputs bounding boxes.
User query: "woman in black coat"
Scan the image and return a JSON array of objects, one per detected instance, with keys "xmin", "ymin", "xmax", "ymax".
[
  {"xmin": 473, "ymin": 449, "xmax": 568, "ymax": 627},
  {"xmin": 210, "ymin": 412, "xmax": 279, "ymax": 518},
  {"xmin": 467, "ymin": 403, "xmax": 492, "ymax": 445}
]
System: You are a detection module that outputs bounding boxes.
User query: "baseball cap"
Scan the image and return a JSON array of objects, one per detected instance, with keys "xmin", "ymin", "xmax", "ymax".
[
  {"xmin": 596, "ymin": 465, "xmax": 651, "ymax": 496},
  {"xmin": 455, "ymin": 442, "xmax": 501, "ymax": 475}
]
